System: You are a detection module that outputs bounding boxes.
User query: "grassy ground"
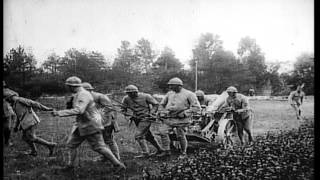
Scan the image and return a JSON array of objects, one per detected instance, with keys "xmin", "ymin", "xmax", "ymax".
[{"xmin": 3, "ymin": 97, "xmax": 314, "ymax": 179}]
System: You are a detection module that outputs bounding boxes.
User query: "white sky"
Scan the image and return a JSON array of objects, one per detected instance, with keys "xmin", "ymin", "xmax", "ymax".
[{"xmin": 3, "ymin": 0, "xmax": 314, "ymax": 69}]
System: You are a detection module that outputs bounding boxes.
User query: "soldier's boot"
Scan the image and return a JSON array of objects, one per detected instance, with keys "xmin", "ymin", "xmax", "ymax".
[
  {"xmin": 26, "ymin": 142, "xmax": 38, "ymax": 156},
  {"xmin": 135, "ymin": 139, "xmax": 150, "ymax": 158},
  {"xmin": 146, "ymin": 136, "xmax": 164, "ymax": 155},
  {"xmin": 109, "ymin": 141, "xmax": 120, "ymax": 160},
  {"xmin": 34, "ymin": 138, "xmax": 57, "ymax": 156},
  {"xmin": 96, "ymin": 147, "xmax": 126, "ymax": 168},
  {"xmin": 178, "ymin": 137, "xmax": 188, "ymax": 159}
]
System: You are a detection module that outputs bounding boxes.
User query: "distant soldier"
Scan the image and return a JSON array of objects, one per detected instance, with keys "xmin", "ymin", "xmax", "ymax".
[
  {"xmin": 52, "ymin": 76, "xmax": 126, "ymax": 172},
  {"xmin": 82, "ymin": 82, "xmax": 120, "ymax": 160},
  {"xmin": 195, "ymin": 90, "xmax": 214, "ymax": 108},
  {"xmin": 3, "ymin": 81, "xmax": 16, "ymax": 147},
  {"xmin": 157, "ymin": 77, "xmax": 201, "ymax": 158},
  {"xmin": 121, "ymin": 85, "xmax": 165, "ymax": 158},
  {"xmin": 195, "ymin": 90, "xmax": 214, "ymax": 128},
  {"xmin": 221, "ymin": 86, "xmax": 253, "ymax": 144},
  {"xmin": 3, "ymin": 86, "xmax": 56, "ymax": 156},
  {"xmin": 288, "ymin": 85, "xmax": 305, "ymax": 120},
  {"xmin": 248, "ymin": 88, "xmax": 255, "ymax": 96}
]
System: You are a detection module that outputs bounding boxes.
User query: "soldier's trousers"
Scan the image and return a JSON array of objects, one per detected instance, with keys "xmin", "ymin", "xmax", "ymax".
[
  {"xmin": 22, "ymin": 125, "xmax": 55, "ymax": 152},
  {"xmin": 135, "ymin": 121, "xmax": 163, "ymax": 154},
  {"xmin": 159, "ymin": 120, "xmax": 189, "ymax": 154},
  {"xmin": 102, "ymin": 125, "xmax": 120, "ymax": 159},
  {"xmin": 3, "ymin": 117, "xmax": 11, "ymax": 145}
]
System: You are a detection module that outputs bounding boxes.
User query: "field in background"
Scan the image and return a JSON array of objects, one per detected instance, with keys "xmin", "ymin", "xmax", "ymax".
[{"xmin": 3, "ymin": 97, "xmax": 314, "ymax": 179}]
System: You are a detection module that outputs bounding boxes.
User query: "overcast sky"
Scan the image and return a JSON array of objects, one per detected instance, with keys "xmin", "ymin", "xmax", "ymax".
[{"xmin": 3, "ymin": 0, "xmax": 314, "ymax": 68}]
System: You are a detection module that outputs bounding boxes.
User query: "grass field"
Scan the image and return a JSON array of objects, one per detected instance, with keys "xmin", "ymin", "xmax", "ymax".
[{"xmin": 3, "ymin": 97, "xmax": 314, "ymax": 179}]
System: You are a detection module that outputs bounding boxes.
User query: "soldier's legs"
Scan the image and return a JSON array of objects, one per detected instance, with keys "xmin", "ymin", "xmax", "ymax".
[
  {"xmin": 103, "ymin": 125, "xmax": 120, "ymax": 160},
  {"xmin": 66, "ymin": 129, "xmax": 85, "ymax": 167},
  {"xmin": 145, "ymin": 129, "xmax": 164, "ymax": 153},
  {"xmin": 135, "ymin": 121, "xmax": 153, "ymax": 154},
  {"xmin": 3, "ymin": 118, "xmax": 11, "ymax": 146},
  {"xmin": 22, "ymin": 128, "xmax": 37, "ymax": 155},
  {"xmin": 291, "ymin": 104, "xmax": 300, "ymax": 118},
  {"xmin": 243, "ymin": 115, "xmax": 253, "ymax": 142},
  {"xmin": 156, "ymin": 123, "xmax": 172, "ymax": 157},
  {"xmin": 176, "ymin": 126, "xmax": 188, "ymax": 155},
  {"xmin": 86, "ymin": 131, "xmax": 125, "ymax": 168}
]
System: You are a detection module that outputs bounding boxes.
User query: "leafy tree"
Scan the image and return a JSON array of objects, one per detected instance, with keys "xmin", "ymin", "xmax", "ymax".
[
  {"xmin": 134, "ymin": 38, "xmax": 156, "ymax": 73},
  {"xmin": 153, "ymin": 46, "xmax": 183, "ymax": 72},
  {"xmin": 286, "ymin": 53, "xmax": 314, "ymax": 95},
  {"xmin": 237, "ymin": 36, "xmax": 267, "ymax": 90},
  {"xmin": 3, "ymin": 45, "xmax": 37, "ymax": 88},
  {"xmin": 190, "ymin": 33, "xmax": 223, "ymax": 72},
  {"xmin": 41, "ymin": 52, "xmax": 61, "ymax": 74},
  {"xmin": 113, "ymin": 41, "xmax": 142, "ymax": 74}
]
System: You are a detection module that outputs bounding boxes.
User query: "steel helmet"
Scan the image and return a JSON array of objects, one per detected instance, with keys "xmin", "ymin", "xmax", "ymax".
[
  {"xmin": 82, "ymin": 82, "xmax": 94, "ymax": 90},
  {"xmin": 124, "ymin": 85, "xmax": 138, "ymax": 93},
  {"xmin": 167, "ymin": 77, "xmax": 183, "ymax": 86},
  {"xmin": 195, "ymin": 90, "xmax": 205, "ymax": 97},
  {"xmin": 3, "ymin": 88, "xmax": 19, "ymax": 99},
  {"xmin": 226, "ymin": 86, "xmax": 238, "ymax": 93},
  {"xmin": 65, "ymin": 76, "xmax": 82, "ymax": 86}
]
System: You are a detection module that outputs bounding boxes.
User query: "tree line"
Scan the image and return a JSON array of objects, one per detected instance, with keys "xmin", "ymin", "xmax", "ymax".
[{"xmin": 3, "ymin": 33, "xmax": 314, "ymax": 98}]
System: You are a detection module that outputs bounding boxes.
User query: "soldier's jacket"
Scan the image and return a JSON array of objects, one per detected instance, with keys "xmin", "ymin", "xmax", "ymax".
[
  {"xmin": 11, "ymin": 96, "xmax": 51, "ymax": 130},
  {"xmin": 224, "ymin": 93, "xmax": 250, "ymax": 119},
  {"xmin": 91, "ymin": 91, "xmax": 118, "ymax": 128},
  {"xmin": 160, "ymin": 88, "xmax": 201, "ymax": 124},
  {"xmin": 288, "ymin": 90, "xmax": 305, "ymax": 106},
  {"xmin": 121, "ymin": 92, "xmax": 158, "ymax": 120},
  {"xmin": 3, "ymin": 99, "xmax": 16, "ymax": 129},
  {"xmin": 3, "ymin": 99, "xmax": 15, "ymax": 118},
  {"xmin": 56, "ymin": 87, "xmax": 104, "ymax": 136}
]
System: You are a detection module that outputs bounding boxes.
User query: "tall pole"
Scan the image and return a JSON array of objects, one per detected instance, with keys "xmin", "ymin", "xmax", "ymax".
[{"xmin": 195, "ymin": 59, "xmax": 198, "ymax": 91}]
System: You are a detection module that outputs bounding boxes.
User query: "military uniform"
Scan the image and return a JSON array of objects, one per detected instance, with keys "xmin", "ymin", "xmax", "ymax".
[
  {"xmin": 91, "ymin": 91, "xmax": 120, "ymax": 160},
  {"xmin": 288, "ymin": 90, "xmax": 305, "ymax": 118},
  {"xmin": 4, "ymin": 88, "xmax": 56, "ymax": 156},
  {"xmin": 122, "ymin": 92, "xmax": 164, "ymax": 156},
  {"xmin": 159, "ymin": 88, "xmax": 201, "ymax": 155},
  {"xmin": 3, "ymin": 99, "xmax": 16, "ymax": 146},
  {"xmin": 53, "ymin": 77, "xmax": 125, "ymax": 171},
  {"xmin": 223, "ymin": 92, "xmax": 253, "ymax": 143}
]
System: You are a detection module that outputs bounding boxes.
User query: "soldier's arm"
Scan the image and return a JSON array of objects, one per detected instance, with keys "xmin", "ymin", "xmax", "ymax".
[
  {"xmin": 121, "ymin": 97, "xmax": 128, "ymax": 114},
  {"xmin": 301, "ymin": 92, "xmax": 305, "ymax": 105},
  {"xmin": 56, "ymin": 94, "xmax": 90, "ymax": 117},
  {"xmin": 146, "ymin": 94, "xmax": 159, "ymax": 114},
  {"xmin": 185, "ymin": 93, "xmax": 201, "ymax": 115},
  {"xmin": 159, "ymin": 94, "xmax": 169, "ymax": 110},
  {"xmin": 15, "ymin": 97, "xmax": 53, "ymax": 111},
  {"xmin": 288, "ymin": 92, "xmax": 294, "ymax": 104}
]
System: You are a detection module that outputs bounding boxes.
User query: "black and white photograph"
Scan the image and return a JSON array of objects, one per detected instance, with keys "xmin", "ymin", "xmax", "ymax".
[{"xmin": 3, "ymin": 0, "xmax": 314, "ymax": 179}]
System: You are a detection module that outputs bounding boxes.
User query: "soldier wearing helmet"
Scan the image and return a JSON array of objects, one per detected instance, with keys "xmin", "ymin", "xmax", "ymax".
[
  {"xmin": 52, "ymin": 76, "xmax": 126, "ymax": 172},
  {"xmin": 82, "ymin": 82, "xmax": 120, "ymax": 161},
  {"xmin": 3, "ymin": 83, "xmax": 56, "ymax": 156},
  {"xmin": 3, "ymin": 81, "xmax": 17, "ymax": 147},
  {"xmin": 157, "ymin": 77, "xmax": 201, "ymax": 158},
  {"xmin": 288, "ymin": 84, "xmax": 305, "ymax": 120},
  {"xmin": 222, "ymin": 86, "xmax": 253, "ymax": 144},
  {"xmin": 195, "ymin": 90, "xmax": 214, "ymax": 108},
  {"xmin": 121, "ymin": 84, "xmax": 165, "ymax": 158}
]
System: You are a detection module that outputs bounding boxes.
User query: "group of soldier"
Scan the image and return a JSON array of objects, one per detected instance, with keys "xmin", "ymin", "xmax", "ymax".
[{"xmin": 3, "ymin": 76, "xmax": 305, "ymax": 173}]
